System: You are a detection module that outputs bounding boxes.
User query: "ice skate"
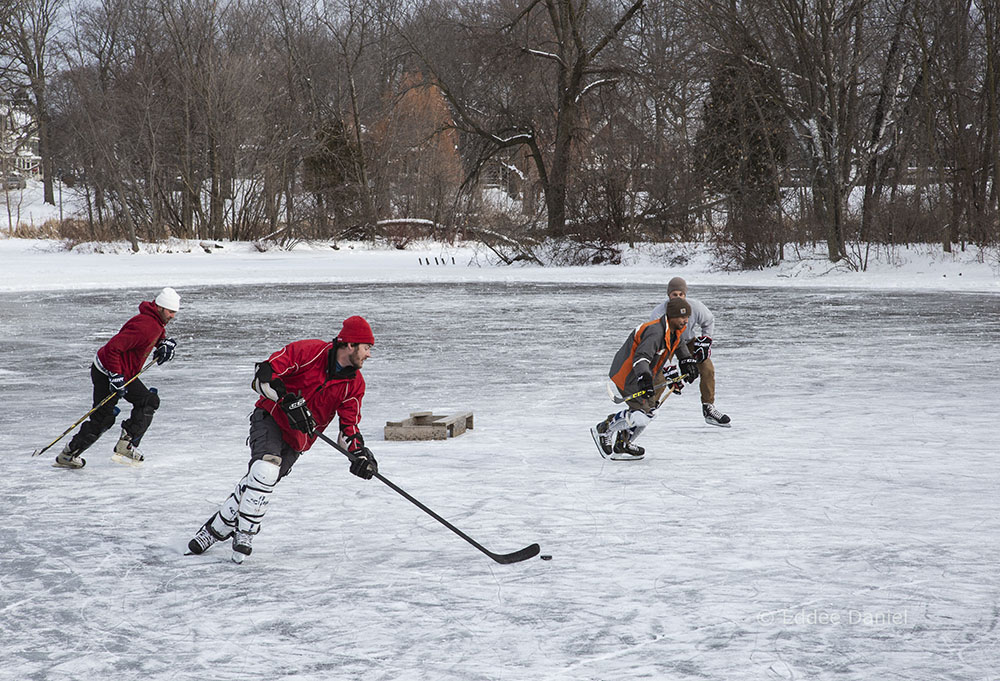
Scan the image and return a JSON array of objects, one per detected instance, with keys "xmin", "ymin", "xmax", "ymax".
[
  {"xmin": 53, "ymin": 444, "xmax": 86, "ymax": 469},
  {"xmin": 609, "ymin": 432, "xmax": 645, "ymax": 461},
  {"xmin": 186, "ymin": 514, "xmax": 232, "ymax": 555},
  {"xmin": 590, "ymin": 418, "xmax": 614, "ymax": 459},
  {"xmin": 703, "ymin": 403, "xmax": 731, "ymax": 427},
  {"xmin": 111, "ymin": 430, "xmax": 145, "ymax": 466},
  {"xmin": 231, "ymin": 530, "xmax": 253, "ymax": 564}
]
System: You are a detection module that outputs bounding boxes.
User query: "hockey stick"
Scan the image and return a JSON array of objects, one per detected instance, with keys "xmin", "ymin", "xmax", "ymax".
[
  {"xmin": 315, "ymin": 431, "xmax": 541, "ymax": 564},
  {"xmin": 31, "ymin": 358, "xmax": 158, "ymax": 457},
  {"xmin": 614, "ymin": 373, "xmax": 691, "ymax": 404}
]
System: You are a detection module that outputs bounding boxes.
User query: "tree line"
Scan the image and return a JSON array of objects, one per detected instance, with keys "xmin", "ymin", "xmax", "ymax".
[{"xmin": 2, "ymin": 0, "xmax": 997, "ymax": 269}]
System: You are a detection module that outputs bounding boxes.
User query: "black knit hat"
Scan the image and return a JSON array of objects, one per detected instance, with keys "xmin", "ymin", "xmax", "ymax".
[{"xmin": 666, "ymin": 297, "xmax": 690, "ymax": 319}]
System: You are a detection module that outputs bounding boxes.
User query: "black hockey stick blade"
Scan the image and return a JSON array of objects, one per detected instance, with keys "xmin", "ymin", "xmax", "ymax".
[{"xmin": 488, "ymin": 542, "xmax": 541, "ymax": 564}]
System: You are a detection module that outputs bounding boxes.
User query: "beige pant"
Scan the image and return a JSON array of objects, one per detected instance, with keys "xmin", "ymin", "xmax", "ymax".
[
  {"xmin": 696, "ymin": 356, "xmax": 716, "ymax": 404},
  {"xmin": 644, "ymin": 341, "xmax": 715, "ymax": 405}
]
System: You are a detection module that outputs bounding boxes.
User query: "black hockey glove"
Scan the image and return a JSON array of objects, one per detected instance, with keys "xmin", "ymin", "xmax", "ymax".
[
  {"xmin": 636, "ymin": 371, "xmax": 655, "ymax": 398},
  {"xmin": 679, "ymin": 357, "xmax": 700, "ymax": 383},
  {"xmin": 281, "ymin": 393, "xmax": 316, "ymax": 435},
  {"xmin": 154, "ymin": 338, "xmax": 177, "ymax": 365},
  {"xmin": 692, "ymin": 336, "xmax": 712, "ymax": 362},
  {"xmin": 662, "ymin": 364, "xmax": 684, "ymax": 394},
  {"xmin": 349, "ymin": 447, "xmax": 378, "ymax": 480},
  {"xmin": 108, "ymin": 372, "xmax": 126, "ymax": 394}
]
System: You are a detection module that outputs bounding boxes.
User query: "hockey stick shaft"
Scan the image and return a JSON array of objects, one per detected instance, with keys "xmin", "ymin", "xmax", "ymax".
[
  {"xmin": 315, "ymin": 431, "xmax": 540, "ymax": 564},
  {"xmin": 32, "ymin": 358, "xmax": 157, "ymax": 457},
  {"xmin": 619, "ymin": 373, "xmax": 690, "ymax": 404}
]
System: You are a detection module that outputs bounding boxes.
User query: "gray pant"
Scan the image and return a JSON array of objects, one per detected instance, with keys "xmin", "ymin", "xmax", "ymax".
[{"xmin": 247, "ymin": 407, "xmax": 301, "ymax": 480}]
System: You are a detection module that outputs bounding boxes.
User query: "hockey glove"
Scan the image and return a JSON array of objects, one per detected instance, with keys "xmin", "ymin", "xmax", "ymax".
[
  {"xmin": 108, "ymin": 372, "xmax": 126, "ymax": 394},
  {"xmin": 692, "ymin": 336, "xmax": 712, "ymax": 362},
  {"xmin": 349, "ymin": 447, "xmax": 378, "ymax": 480},
  {"xmin": 281, "ymin": 393, "xmax": 316, "ymax": 435},
  {"xmin": 636, "ymin": 371, "xmax": 655, "ymax": 399},
  {"xmin": 252, "ymin": 362, "xmax": 286, "ymax": 402},
  {"xmin": 662, "ymin": 364, "xmax": 684, "ymax": 394},
  {"xmin": 679, "ymin": 357, "xmax": 700, "ymax": 383},
  {"xmin": 154, "ymin": 338, "xmax": 177, "ymax": 365}
]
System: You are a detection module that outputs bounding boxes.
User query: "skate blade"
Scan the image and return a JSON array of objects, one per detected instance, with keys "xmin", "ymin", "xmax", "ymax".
[
  {"xmin": 590, "ymin": 427, "xmax": 612, "ymax": 459},
  {"xmin": 608, "ymin": 452, "xmax": 645, "ymax": 461},
  {"xmin": 231, "ymin": 551, "xmax": 246, "ymax": 564},
  {"xmin": 110, "ymin": 453, "xmax": 144, "ymax": 467},
  {"xmin": 704, "ymin": 418, "xmax": 732, "ymax": 428},
  {"xmin": 52, "ymin": 460, "xmax": 86, "ymax": 469}
]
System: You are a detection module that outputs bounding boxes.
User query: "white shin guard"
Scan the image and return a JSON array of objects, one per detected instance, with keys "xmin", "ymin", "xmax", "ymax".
[
  {"xmin": 607, "ymin": 408, "xmax": 653, "ymax": 437},
  {"xmin": 234, "ymin": 458, "xmax": 280, "ymax": 535},
  {"xmin": 211, "ymin": 491, "xmax": 240, "ymax": 537}
]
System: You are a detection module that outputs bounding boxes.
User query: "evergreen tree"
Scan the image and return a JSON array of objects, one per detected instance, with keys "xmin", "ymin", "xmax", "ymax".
[{"xmin": 697, "ymin": 43, "xmax": 787, "ymax": 269}]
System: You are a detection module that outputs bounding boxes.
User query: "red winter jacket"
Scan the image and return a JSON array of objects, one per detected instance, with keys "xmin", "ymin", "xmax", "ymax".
[
  {"xmin": 255, "ymin": 339, "xmax": 366, "ymax": 452},
  {"xmin": 95, "ymin": 300, "xmax": 167, "ymax": 379}
]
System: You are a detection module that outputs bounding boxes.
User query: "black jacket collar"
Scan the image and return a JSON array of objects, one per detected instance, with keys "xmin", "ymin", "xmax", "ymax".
[{"xmin": 326, "ymin": 347, "xmax": 358, "ymax": 381}]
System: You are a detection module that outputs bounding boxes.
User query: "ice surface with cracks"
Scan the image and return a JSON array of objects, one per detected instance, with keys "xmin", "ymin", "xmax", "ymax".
[{"xmin": 1, "ymin": 269, "xmax": 998, "ymax": 680}]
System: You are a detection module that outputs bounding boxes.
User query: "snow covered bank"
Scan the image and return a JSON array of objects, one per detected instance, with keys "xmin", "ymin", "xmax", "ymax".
[{"xmin": 1, "ymin": 236, "xmax": 998, "ymax": 294}]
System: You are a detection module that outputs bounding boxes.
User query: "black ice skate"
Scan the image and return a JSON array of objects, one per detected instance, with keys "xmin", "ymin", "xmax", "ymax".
[
  {"xmin": 590, "ymin": 418, "xmax": 614, "ymax": 459},
  {"xmin": 231, "ymin": 530, "xmax": 253, "ymax": 564},
  {"xmin": 186, "ymin": 514, "xmax": 232, "ymax": 555},
  {"xmin": 703, "ymin": 403, "xmax": 731, "ymax": 427},
  {"xmin": 609, "ymin": 432, "xmax": 645, "ymax": 461}
]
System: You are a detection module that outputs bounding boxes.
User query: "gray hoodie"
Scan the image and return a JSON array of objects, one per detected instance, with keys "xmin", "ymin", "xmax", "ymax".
[{"xmin": 650, "ymin": 297, "xmax": 714, "ymax": 342}]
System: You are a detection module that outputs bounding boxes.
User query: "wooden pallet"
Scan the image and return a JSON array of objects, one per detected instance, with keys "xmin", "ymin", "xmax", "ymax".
[{"xmin": 384, "ymin": 411, "xmax": 474, "ymax": 441}]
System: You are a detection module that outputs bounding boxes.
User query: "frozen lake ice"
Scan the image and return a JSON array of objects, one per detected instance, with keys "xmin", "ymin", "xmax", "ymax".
[{"xmin": 1, "ymin": 282, "xmax": 998, "ymax": 680}]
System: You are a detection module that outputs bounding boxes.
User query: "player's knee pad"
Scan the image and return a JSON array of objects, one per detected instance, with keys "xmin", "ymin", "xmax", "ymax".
[
  {"xmin": 249, "ymin": 458, "xmax": 280, "ymax": 487},
  {"xmin": 140, "ymin": 391, "xmax": 161, "ymax": 411}
]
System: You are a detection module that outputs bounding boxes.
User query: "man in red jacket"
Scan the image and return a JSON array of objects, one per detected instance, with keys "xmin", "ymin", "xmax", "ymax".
[
  {"xmin": 54, "ymin": 288, "xmax": 180, "ymax": 469},
  {"xmin": 186, "ymin": 315, "xmax": 378, "ymax": 564}
]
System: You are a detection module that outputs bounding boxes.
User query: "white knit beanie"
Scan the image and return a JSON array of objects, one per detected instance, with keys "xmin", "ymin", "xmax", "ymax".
[{"xmin": 154, "ymin": 287, "xmax": 181, "ymax": 311}]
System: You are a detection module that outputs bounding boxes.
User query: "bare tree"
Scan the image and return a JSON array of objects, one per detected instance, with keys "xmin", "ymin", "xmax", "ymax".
[
  {"xmin": 318, "ymin": 0, "xmax": 385, "ymax": 235},
  {"xmin": 405, "ymin": 0, "xmax": 645, "ymax": 239},
  {"xmin": 1, "ymin": 0, "xmax": 65, "ymax": 206}
]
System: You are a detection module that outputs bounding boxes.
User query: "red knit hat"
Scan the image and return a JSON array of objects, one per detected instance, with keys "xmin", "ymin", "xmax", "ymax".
[{"xmin": 337, "ymin": 316, "xmax": 374, "ymax": 344}]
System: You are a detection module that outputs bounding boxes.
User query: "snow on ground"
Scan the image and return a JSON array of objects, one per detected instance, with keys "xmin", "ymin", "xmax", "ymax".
[
  {"xmin": 1, "ymin": 217, "xmax": 999, "ymax": 681},
  {"xmin": 1, "ymin": 235, "xmax": 999, "ymax": 295}
]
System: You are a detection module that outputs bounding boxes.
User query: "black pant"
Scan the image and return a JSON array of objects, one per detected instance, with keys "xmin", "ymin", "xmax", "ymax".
[{"xmin": 69, "ymin": 364, "xmax": 160, "ymax": 453}]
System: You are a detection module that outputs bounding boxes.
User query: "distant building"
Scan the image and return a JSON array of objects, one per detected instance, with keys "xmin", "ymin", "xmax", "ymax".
[{"xmin": 1, "ymin": 98, "xmax": 41, "ymax": 179}]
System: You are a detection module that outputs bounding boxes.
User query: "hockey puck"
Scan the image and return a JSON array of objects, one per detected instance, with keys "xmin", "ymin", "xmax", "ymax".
[{"xmin": 540, "ymin": 554, "xmax": 552, "ymax": 560}]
